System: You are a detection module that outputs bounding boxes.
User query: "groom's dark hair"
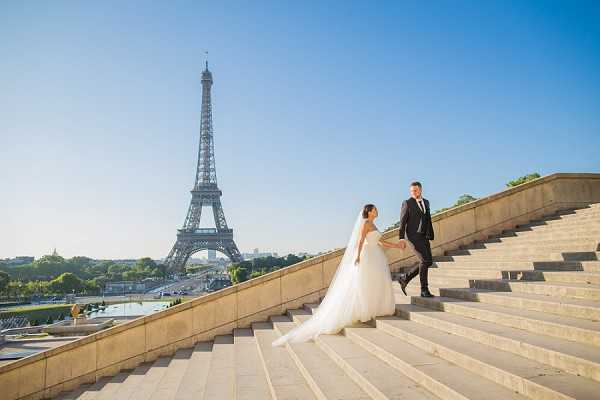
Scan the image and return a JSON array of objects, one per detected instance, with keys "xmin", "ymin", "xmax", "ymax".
[{"xmin": 410, "ymin": 181, "xmax": 422, "ymax": 188}]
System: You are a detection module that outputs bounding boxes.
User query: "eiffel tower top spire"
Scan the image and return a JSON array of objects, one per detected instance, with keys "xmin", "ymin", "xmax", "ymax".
[{"xmin": 195, "ymin": 60, "xmax": 216, "ymax": 188}]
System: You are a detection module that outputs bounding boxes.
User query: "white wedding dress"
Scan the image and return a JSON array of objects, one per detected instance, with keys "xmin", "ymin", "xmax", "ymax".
[{"xmin": 272, "ymin": 212, "xmax": 396, "ymax": 347}]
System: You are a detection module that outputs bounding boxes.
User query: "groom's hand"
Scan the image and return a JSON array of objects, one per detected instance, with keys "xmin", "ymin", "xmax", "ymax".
[{"xmin": 397, "ymin": 240, "xmax": 407, "ymax": 250}]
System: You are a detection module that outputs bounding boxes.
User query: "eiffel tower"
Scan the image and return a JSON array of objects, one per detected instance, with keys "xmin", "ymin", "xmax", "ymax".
[{"xmin": 164, "ymin": 62, "xmax": 242, "ymax": 271}]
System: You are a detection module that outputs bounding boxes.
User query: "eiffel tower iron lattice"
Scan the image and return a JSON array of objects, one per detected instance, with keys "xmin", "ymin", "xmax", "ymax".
[{"xmin": 164, "ymin": 62, "xmax": 242, "ymax": 271}]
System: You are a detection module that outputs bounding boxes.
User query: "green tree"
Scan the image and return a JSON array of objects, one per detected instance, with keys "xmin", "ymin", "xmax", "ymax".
[
  {"xmin": 23, "ymin": 280, "xmax": 50, "ymax": 296},
  {"xmin": 122, "ymin": 270, "xmax": 142, "ymax": 282},
  {"xmin": 83, "ymin": 279, "xmax": 101, "ymax": 295},
  {"xmin": 507, "ymin": 173, "xmax": 541, "ymax": 187},
  {"xmin": 136, "ymin": 257, "xmax": 157, "ymax": 271},
  {"xmin": 228, "ymin": 266, "xmax": 249, "ymax": 284},
  {"xmin": 0, "ymin": 271, "xmax": 9, "ymax": 296},
  {"xmin": 7, "ymin": 280, "xmax": 24, "ymax": 298},
  {"xmin": 48, "ymin": 272, "xmax": 84, "ymax": 294},
  {"xmin": 455, "ymin": 194, "xmax": 477, "ymax": 206},
  {"xmin": 154, "ymin": 263, "xmax": 168, "ymax": 278},
  {"xmin": 434, "ymin": 194, "xmax": 478, "ymax": 214}
]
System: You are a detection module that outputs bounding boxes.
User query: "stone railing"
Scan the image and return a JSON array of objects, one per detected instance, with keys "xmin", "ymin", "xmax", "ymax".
[{"xmin": 2, "ymin": 172, "xmax": 600, "ymax": 400}]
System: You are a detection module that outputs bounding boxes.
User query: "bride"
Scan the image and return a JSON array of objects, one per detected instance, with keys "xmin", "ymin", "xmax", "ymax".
[{"xmin": 272, "ymin": 204, "xmax": 400, "ymax": 347}]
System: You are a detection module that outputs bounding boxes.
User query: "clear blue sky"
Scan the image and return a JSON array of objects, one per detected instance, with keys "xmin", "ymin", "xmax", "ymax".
[{"xmin": 1, "ymin": 1, "xmax": 599, "ymax": 260}]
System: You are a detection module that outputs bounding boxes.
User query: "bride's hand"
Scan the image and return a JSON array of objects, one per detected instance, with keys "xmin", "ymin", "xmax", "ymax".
[{"xmin": 354, "ymin": 256, "xmax": 360, "ymax": 265}]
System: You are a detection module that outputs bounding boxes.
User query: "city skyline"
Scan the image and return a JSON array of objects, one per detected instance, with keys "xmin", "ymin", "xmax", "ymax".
[{"xmin": 2, "ymin": 1, "xmax": 599, "ymax": 260}]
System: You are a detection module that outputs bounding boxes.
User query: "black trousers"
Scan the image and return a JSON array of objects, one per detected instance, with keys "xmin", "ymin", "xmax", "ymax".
[{"xmin": 405, "ymin": 235, "xmax": 432, "ymax": 289}]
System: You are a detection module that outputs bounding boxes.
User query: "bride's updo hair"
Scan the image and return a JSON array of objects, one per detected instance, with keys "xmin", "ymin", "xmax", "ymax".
[{"xmin": 362, "ymin": 204, "xmax": 376, "ymax": 218}]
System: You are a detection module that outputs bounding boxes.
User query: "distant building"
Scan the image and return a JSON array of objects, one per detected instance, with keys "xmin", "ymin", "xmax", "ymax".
[
  {"xmin": 208, "ymin": 249, "xmax": 216, "ymax": 261},
  {"xmin": 105, "ymin": 281, "xmax": 150, "ymax": 294},
  {"xmin": 207, "ymin": 275, "xmax": 232, "ymax": 292},
  {"xmin": 241, "ymin": 250, "xmax": 274, "ymax": 260}
]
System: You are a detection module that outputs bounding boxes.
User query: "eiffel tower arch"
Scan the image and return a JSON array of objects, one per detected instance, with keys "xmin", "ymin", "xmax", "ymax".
[{"xmin": 164, "ymin": 62, "xmax": 242, "ymax": 272}]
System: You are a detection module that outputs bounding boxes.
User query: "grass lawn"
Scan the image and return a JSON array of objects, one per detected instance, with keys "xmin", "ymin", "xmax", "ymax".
[
  {"xmin": 1, "ymin": 303, "xmax": 73, "ymax": 313},
  {"xmin": 0, "ymin": 304, "xmax": 73, "ymax": 325}
]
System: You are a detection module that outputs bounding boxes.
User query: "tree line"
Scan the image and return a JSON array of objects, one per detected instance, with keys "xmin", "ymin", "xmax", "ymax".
[
  {"xmin": 228, "ymin": 254, "xmax": 308, "ymax": 284},
  {"xmin": 0, "ymin": 254, "xmax": 167, "ymax": 299}
]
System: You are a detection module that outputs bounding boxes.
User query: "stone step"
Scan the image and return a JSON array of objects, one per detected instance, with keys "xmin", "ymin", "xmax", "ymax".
[
  {"xmin": 510, "ymin": 225, "xmax": 600, "ymax": 238},
  {"xmin": 375, "ymin": 316, "xmax": 600, "ymax": 400},
  {"xmin": 203, "ymin": 335, "xmax": 235, "ymax": 400},
  {"xmin": 395, "ymin": 303, "xmax": 600, "ymax": 383},
  {"xmin": 515, "ymin": 218, "xmax": 600, "ymax": 230},
  {"xmin": 392, "ymin": 281, "xmax": 443, "ymax": 297},
  {"xmin": 432, "ymin": 260, "xmax": 600, "ymax": 272},
  {"xmin": 424, "ymin": 275, "xmax": 492, "ymax": 288},
  {"xmin": 429, "ymin": 268, "xmax": 600, "ymax": 285},
  {"xmin": 461, "ymin": 239, "xmax": 600, "ymax": 252},
  {"xmin": 435, "ymin": 251, "xmax": 600, "ymax": 262},
  {"xmin": 252, "ymin": 321, "xmax": 317, "ymax": 400},
  {"xmin": 233, "ymin": 328, "xmax": 272, "ymax": 400},
  {"xmin": 407, "ymin": 295, "xmax": 600, "ymax": 347},
  {"xmin": 148, "ymin": 348, "xmax": 195, "ymax": 400},
  {"xmin": 535, "ymin": 208, "xmax": 600, "ymax": 218},
  {"xmin": 424, "ymin": 275, "xmax": 600, "ymax": 295},
  {"xmin": 528, "ymin": 210, "xmax": 600, "ymax": 220},
  {"xmin": 54, "ymin": 386, "xmax": 90, "ymax": 400},
  {"xmin": 467, "ymin": 237, "xmax": 600, "ymax": 250},
  {"xmin": 472, "ymin": 279, "xmax": 600, "ymax": 300},
  {"xmin": 550, "ymin": 208, "xmax": 600, "ymax": 218},
  {"xmin": 289, "ymin": 309, "xmax": 440, "ymax": 400},
  {"xmin": 173, "ymin": 341, "xmax": 214, "ymax": 400},
  {"xmin": 344, "ymin": 325, "xmax": 528, "ymax": 400},
  {"xmin": 446, "ymin": 243, "xmax": 599, "ymax": 257},
  {"xmin": 486, "ymin": 230, "xmax": 600, "ymax": 244},
  {"xmin": 90, "ymin": 372, "xmax": 131, "ymax": 400},
  {"xmin": 55, "ymin": 376, "xmax": 113, "ymax": 400},
  {"xmin": 270, "ymin": 314, "xmax": 370, "ymax": 400},
  {"xmin": 508, "ymin": 225, "xmax": 600, "ymax": 238},
  {"xmin": 507, "ymin": 225, "xmax": 600, "ymax": 237},
  {"xmin": 497, "ymin": 221, "xmax": 600, "ymax": 234},
  {"xmin": 127, "ymin": 357, "xmax": 174, "ymax": 400},
  {"xmin": 491, "ymin": 230, "xmax": 600, "ymax": 244},
  {"xmin": 516, "ymin": 208, "xmax": 600, "ymax": 221},
  {"xmin": 523, "ymin": 213, "xmax": 600, "ymax": 227},
  {"xmin": 96, "ymin": 363, "xmax": 153, "ymax": 400},
  {"xmin": 439, "ymin": 287, "xmax": 600, "ymax": 322}
]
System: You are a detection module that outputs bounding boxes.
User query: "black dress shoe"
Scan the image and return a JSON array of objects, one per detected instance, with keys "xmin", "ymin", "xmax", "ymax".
[
  {"xmin": 397, "ymin": 274, "xmax": 408, "ymax": 296},
  {"xmin": 420, "ymin": 288, "xmax": 434, "ymax": 298}
]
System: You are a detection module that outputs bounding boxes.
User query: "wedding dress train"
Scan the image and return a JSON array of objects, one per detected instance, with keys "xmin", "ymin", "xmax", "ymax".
[{"xmin": 272, "ymin": 212, "xmax": 396, "ymax": 347}]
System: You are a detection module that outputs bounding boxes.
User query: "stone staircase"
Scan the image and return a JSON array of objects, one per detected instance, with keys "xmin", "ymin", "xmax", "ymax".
[{"xmin": 55, "ymin": 203, "xmax": 600, "ymax": 400}]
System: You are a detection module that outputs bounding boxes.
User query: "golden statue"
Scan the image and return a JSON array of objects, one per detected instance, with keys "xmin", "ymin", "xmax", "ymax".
[{"xmin": 71, "ymin": 304, "xmax": 80, "ymax": 325}]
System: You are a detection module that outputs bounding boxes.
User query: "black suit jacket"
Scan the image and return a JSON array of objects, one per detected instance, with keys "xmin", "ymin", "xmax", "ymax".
[{"xmin": 399, "ymin": 197, "xmax": 435, "ymax": 241}]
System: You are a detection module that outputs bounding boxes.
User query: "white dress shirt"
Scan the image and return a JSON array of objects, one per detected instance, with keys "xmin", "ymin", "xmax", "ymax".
[{"xmin": 416, "ymin": 198, "xmax": 425, "ymax": 213}]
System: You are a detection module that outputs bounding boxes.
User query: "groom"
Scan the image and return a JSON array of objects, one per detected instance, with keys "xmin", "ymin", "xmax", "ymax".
[{"xmin": 396, "ymin": 181, "xmax": 435, "ymax": 298}]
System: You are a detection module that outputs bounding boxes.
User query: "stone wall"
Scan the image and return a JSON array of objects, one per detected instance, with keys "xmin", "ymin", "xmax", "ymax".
[{"xmin": 2, "ymin": 173, "xmax": 600, "ymax": 400}]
